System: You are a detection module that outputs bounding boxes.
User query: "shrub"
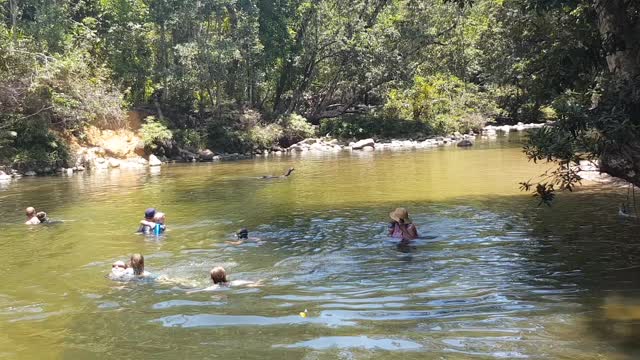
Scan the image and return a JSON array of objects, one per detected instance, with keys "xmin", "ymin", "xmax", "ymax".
[
  {"xmin": 140, "ymin": 116, "xmax": 173, "ymax": 151},
  {"xmin": 174, "ymin": 128, "xmax": 207, "ymax": 151},
  {"xmin": 277, "ymin": 114, "xmax": 316, "ymax": 146},
  {"xmin": 319, "ymin": 114, "xmax": 433, "ymax": 140},
  {"xmin": 383, "ymin": 74, "xmax": 501, "ymax": 134},
  {"xmin": 8, "ymin": 118, "xmax": 69, "ymax": 171},
  {"xmin": 249, "ymin": 123, "xmax": 284, "ymax": 149}
]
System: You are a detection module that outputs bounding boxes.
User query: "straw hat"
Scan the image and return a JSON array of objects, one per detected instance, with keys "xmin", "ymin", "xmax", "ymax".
[{"xmin": 389, "ymin": 208, "xmax": 412, "ymax": 223}]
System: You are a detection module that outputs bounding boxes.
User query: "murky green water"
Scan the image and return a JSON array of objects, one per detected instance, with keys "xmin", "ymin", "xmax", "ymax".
[{"xmin": 2, "ymin": 134, "xmax": 640, "ymax": 359}]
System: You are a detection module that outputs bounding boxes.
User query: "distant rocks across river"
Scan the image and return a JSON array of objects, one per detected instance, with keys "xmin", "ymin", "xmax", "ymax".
[{"xmin": 0, "ymin": 122, "xmax": 548, "ymax": 181}]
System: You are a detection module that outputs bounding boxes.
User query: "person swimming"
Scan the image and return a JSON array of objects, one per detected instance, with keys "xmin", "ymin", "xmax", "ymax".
[
  {"xmin": 120, "ymin": 253, "xmax": 150, "ymax": 277},
  {"xmin": 388, "ymin": 208, "xmax": 419, "ymax": 242},
  {"xmin": 36, "ymin": 211, "xmax": 49, "ymax": 224},
  {"xmin": 109, "ymin": 260, "xmax": 128, "ymax": 279},
  {"xmin": 138, "ymin": 208, "xmax": 166, "ymax": 235},
  {"xmin": 25, "ymin": 207, "xmax": 40, "ymax": 225},
  {"xmin": 188, "ymin": 266, "xmax": 261, "ymax": 292},
  {"xmin": 260, "ymin": 167, "xmax": 295, "ymax": 179},
  {"xmin": 226, "ymin": 228, "xmax": 262, "ymax": 245}
]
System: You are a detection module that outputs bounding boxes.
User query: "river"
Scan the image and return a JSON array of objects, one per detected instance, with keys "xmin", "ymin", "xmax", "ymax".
[{"xmin": 1, "ymin": 133, "xmax": 639, "ymax": 359}]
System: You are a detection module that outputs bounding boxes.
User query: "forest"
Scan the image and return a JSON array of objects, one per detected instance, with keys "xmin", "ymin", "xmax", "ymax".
[{"xmin": 0, "ymin": 0, "xmax": 638, "ymax": 188}]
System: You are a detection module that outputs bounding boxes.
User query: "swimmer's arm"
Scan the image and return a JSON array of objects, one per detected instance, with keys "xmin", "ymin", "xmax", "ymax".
[
  {"xmin": 187, "ymin": 285, "xmax": 219, "ymax": 294},
  {"xmin": 230, "ymin": 279, "xmax": 263, "ymax": 287},
  {"xmin": 407, "ymin": 224, "xmax": 419, "ymax": 238},
  {"xmin": 226, "ymin": 240, "xmax": 245, "ymax": 246},
  {"xmin": 140, "ymin": 220, "xmax": 156, "ymax": 227}
]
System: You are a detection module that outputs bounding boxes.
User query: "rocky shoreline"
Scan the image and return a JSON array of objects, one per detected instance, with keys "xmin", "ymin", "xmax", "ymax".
[{"xmin": 0, "ymin": 122, "xmax": 545, "ymax": 182}]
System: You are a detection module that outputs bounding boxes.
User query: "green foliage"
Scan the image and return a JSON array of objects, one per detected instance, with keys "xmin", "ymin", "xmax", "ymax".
[
  {"xmin": 277, "ymin": 114, "xmax": 316, "ymax": 146},
  {"xmin": 174, "ymin": 129, "xmax": 207, "ymax": 151},
  {"xmin": 6, "ymin": 119, "xmax": 69, "ymax": 171},
  {"xmin": 383, "ymin": 74, "xmax": 500, "ymax": 134},
  {"xmin": 319, "ymin": 115, "xmax": 433, "ymax": 140},
  {"xmin": 248, "ymin": 123, "xmax": 284, "ymax": 150},
  {"xmin": 140, "ymin": 116, "xmax": 173, "ymax": 151}
]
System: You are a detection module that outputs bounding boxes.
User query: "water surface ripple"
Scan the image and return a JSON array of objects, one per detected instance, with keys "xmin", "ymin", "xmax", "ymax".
[{"xmin": 1, "ymin": 135, "xmax": 639, "ymax": 359}]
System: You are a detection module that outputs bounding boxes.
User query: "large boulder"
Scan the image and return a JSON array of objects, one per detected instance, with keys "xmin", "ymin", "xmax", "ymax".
[
  {"xmin": 198, "ymin": 149, "xmax": 215, "ymax": 161},
  {"xmin": 350, "ymin": 138, "xmax": 375, "ymax": 150},
  {"xmin": 149, "ymin": 154, "xmax": 162, "ymax": 167},
  {"xmin": 179, "ymin": 149, "xmax": 198, "ymax": 162},
  {"xmin": 457, "ymin": 139, "xmax": 474, "ymax": 147}
]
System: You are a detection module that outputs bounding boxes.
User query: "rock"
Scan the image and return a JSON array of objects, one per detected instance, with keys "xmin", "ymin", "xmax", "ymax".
[
  {"xmin": 198, "ymin": 149, "xmax": 215, "ymax": 161},
  {"xmin": 179, "ymin": 149, "xmax": 198, "ymax": 162},
  {"xmin": 95, "ymin": 157, "xmax": 106, "ymax": 164},
  {"xmin": 65, "ymin": 168, "xmax": 74, "ymax": 176},
  {"xmin": 362, "ymin": 145, "xmax": 375, "ymax": 151},
  {"xmin": 56, "ymin": 167, "xmax": 65, "ymax": 173},
  {"xmin": 108, "ymin": 158, "xmax": 121, "ymax": 168},
  {"xmin": 0, "ymin": 171, "xmax": 11, "ymax": 181},
  {"xmin": 137, "ymin": 157, "xmax": 148, "ymax": 165},
  {"xmin": 103, "ymin": 138, "xmax": 132, "ymax": 158},
  {"xmin": 148, "ymin": 154, "xmax": 162, "ymax": 167},
  {"xmin": 211, "ymin": 155, "xmax": 221, "ymax": 161},
  {"xmin": 134, "ymin": 140, "xmax": 146, "ymax": 157},
  {"xmin": 299, "ymin": 138, "xmax": 318, "ymax": 145},
  {"xmin": 351, "ymin": 138, "xmax": 375, "ymax": 150},
  {"xmin": 289, "ymin": 144, "xmax": 305, "ymax": 152},
  {"xmin": 24, "ymin": 171, "xmax": 36, "ymax": 176},
  {"xmin": 75, "ymin": 166, "xmax": 85, "ymax": 172},
  {"xmin": 43, "ymin": 167, "xmax": 52, "ymax": 173},
  {"xmin": 457, "ymin": 139, "xmax": 474, "ymax": 147}
]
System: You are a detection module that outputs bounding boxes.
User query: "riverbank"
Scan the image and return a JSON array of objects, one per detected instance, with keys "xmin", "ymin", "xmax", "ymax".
[{"xmin": 0, "ymin": 122, "xmax": 545, "ymax": 182}]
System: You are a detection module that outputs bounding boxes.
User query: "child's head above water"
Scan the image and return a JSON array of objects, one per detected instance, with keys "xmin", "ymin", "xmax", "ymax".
[
  {"xmin": 153, "ymin": 212, "xmax": 165, "ymax": 224},
  {"xmin": 25, "ymin": 207, "xmax": 36, "ymax": 218},
  {"xmin": 112, "ymin": 260, "xmax": 127, "ymax": 270},
  {"xmin": 210, "ymin": 266, "xmax": 228, "ymax": 284},
  {"xmin": 36, "ymin": 211, "xmax": 48, "ymax": 223},
  {"xmin": 236, "ymin": 228, "xmax": 249, "ymax": 239},
  {"xmin": 129, "ymin": 254, "xmax": 144, "ymax": 275}
]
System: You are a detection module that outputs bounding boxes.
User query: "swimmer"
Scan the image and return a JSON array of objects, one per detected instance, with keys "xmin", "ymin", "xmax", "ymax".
[
  {"xmin": 189, "ymin": 266, "xmax": 261, "ymax": 293},
  {"xmin": 125, "ymin": 253, "xmax": 151, "ymax": 277},
  {"xmin": 226, "ymin": 228, "xmax": 262, "ymax": 245},
  {"xmin": 138, "ymin": 208, "xmax": 166, "ymax": 234},
  {"xmin": 36, "ymin": 211, "xmax": 49, "ymax": 224},
  {"xmin": 260, "ymin": 167, "xmax": 295, "ymax": 179},
  {"xmin": 25, "ymin": 207, "xmax": 40, "ymax": 225},
  {"xmin": 388, "ymin": 207, "xmax": 419, "ymax": 242},
  {"xmin": 110, "ymin": 260, "xmax": 128, "ymax": 278}
]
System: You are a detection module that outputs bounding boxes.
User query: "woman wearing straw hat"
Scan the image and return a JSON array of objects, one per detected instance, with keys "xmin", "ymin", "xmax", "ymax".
[{"xmin": 388, "ymin": 208, "xmax": 419, "ymax": 241}]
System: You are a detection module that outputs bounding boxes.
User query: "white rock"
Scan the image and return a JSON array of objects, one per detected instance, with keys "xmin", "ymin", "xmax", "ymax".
[
  {"xmin": 24, "ymin": 171, "xmax": 36, "ymax": 176},
  {"xmin": 148, "ymin": 154, "xmax": 162, "ymax": 167},
  {"xmin": 109, "ymin": 158, "xmax": 121, "ymax": 168},
  {"xmin": 66, "ymin": 168, "xmax": 74, "ymax": 176},
  {"xmin": 351, "ymin": 138, "xmax": 375, "ymax": 150}
]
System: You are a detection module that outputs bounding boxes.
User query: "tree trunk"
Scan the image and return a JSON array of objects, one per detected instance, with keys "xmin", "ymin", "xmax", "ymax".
[
  {"xmin": 593, "ymin": 0, "xmax": 640, "ymax": 187},
  {"xmin": 594, "ymin": 0, "xmax": 640, "ymax": 79},
  {"xmin": 9, "ymin": 0, "xmax": 18, "ymax": 42}
]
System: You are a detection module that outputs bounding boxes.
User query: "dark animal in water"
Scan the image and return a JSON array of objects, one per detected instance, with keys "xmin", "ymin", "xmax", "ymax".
[{"xmin": 261, "ymin": 168, "xmax": 295, "ymax": 179}]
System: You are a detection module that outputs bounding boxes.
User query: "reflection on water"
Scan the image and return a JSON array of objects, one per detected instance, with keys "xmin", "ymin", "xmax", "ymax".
[{"xmin": 0, "ymin": 134, "xmax": 640, "ymax": 359}]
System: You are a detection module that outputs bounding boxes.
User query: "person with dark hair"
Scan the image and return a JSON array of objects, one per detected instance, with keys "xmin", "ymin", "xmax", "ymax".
[
  {"xmin": 260, "ymin": 167, "xmax": 295, "ymax": 179},
  {"xmin": 137, "ymin": 208, "xmax": 166, "ymax": 234},
  {"xmin": 226, "ymin": 228, "xmax": 262, "ymax": 245}
]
